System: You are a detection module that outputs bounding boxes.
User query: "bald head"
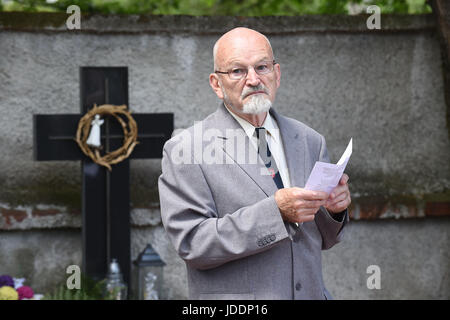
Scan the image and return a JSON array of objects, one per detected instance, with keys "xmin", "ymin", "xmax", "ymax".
[
  {"xmin": 209, "ymin": 27, "xmax": 281, "ymax": 123},
  {"xmin": 213, "ymin": 27, "xmax": 274, "ymax": 70}
]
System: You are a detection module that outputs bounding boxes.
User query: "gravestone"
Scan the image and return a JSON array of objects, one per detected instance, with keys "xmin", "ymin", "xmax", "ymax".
[{"xmin": 33, "ymin": 67, "xmax": 173, "ymax": 293}]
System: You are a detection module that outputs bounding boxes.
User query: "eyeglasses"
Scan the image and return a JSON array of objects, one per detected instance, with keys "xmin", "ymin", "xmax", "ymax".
[{"xmin": 215, "ymin": 60, "xmax": 277, "ymax": 80}]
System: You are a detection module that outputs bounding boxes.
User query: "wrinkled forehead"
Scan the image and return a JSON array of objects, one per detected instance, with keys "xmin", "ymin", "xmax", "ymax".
[{"xmin": 214, "ymin": 31, "xmax": 274, "ymax": 68}]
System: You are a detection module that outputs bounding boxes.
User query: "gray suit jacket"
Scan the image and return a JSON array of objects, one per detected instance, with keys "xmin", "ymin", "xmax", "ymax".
[{"xmin": 158, "ymin": 104, "xmax": 349, "ymax": 300}]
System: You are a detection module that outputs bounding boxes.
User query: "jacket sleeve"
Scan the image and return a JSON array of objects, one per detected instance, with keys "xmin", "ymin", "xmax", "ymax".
[
  {"xmin": 314, "ymin": 134, "xmax": 349, "ymax": 250},
  {"xmin": 158, "ymin": 138, "xmax": 290, "ymax": 270}
]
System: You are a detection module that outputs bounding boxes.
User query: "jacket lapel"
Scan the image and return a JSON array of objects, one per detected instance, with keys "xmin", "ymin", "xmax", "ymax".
[
  {"xmin": 269, "ymin": 108, "xmax": 306, "ymax": 188},
  {"xmin": 212, "ymin": 104, "xmax": 278, "ymax": 197}
]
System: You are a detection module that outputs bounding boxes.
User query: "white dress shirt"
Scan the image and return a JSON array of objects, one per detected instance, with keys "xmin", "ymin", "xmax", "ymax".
[{"xmin": 225, "ymin": 105, "xmax": 291, "ymax": 189}]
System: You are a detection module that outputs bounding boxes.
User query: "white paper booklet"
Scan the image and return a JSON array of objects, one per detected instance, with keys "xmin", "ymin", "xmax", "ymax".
[{"xmin": 304, "ymin": 138, "xmax": 353, "ymax": 194}]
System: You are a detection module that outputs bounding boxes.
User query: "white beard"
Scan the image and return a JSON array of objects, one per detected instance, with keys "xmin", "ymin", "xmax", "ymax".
[
  {"xmin": 242, "ymin": 94, "xmax": 272, "ymax": 114},
  {"xmin": 220, "ymin": 82, "xmax": 272, "ymax": 115}
]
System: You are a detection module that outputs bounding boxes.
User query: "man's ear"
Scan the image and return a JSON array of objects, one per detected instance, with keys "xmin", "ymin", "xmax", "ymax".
[
  {"xmin": 275, "ymin": 63, "xmax": 281, "ymax": 89},
  {"xmin": 209, "ymin": 73, "xmax": 224, "ymax": 99}
]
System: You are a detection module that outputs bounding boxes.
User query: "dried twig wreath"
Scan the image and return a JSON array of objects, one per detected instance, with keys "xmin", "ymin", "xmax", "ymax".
[{"xmin": 75, "ymin": 104, "xmax": 139, "ymax": 171}]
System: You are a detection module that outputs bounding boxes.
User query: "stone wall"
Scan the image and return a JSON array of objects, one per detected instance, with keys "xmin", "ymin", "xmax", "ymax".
[{"xmin": 0, "ymin": 13, "xmax": 448, "ymax": 299}]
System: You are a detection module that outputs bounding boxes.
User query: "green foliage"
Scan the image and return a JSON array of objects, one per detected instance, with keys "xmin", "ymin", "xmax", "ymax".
[
  {"xmin": 359, "ymin": 0, "xmax": 432, "ymax": 14},
  {"xmin": 43, "ymin": 273, "xmax": 110, "ymax": 300},
  {"xmin": 0, "ymin": 0, "xmax": 432, "ymax": 15},
  {"xmin": 43, "ymin": 285, "xmax": 91, "ymax": 300}
]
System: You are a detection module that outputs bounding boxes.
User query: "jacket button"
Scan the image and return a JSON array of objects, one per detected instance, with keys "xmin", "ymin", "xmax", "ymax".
[
  {"xmin": 270, "ymin": 234, "xmax": 276, "ymax": 241},
  {"xmin": 295, "ymin": 282, "xmax": 302, "ymax": 291},
  {"xmin": 257, "ymin": 240, "xmax": 263, "ymax": 247}
]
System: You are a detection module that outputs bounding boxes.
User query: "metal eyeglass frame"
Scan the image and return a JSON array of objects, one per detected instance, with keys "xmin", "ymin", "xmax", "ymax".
[{"xmin": 215, "ymin": 60, "xmax": 277, "ymax": 80}]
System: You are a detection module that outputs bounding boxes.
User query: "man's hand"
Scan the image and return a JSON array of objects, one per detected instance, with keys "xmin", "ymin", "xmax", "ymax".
[
  {"xmin": 325, "ymin": 173, "xmax": 351, "ymax": 214},
  {"xmin": 275, "ymin": 188, "xmax": 328, "ymax": 224}
]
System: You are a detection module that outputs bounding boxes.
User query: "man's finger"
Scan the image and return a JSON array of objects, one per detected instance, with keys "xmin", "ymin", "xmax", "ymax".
[
  {"xmin": 297, "ymin": 206, "xmax": 321, "ymax": 216},
  {"xmin": 296, "ymin": 199, "xmax": 326, "ymax": 209},
  {"xmin": 329, "ymin": 198, "xmax": 350, "ymax": 212},
  {"xmin": 326, "ymin": 192, "xmax": 348, "ymax": 206},
  {"xmin": 294, "ymin": 189, "xmax": 328, "ymax": 200},
  {"xmin": 329, "ymin": 183, "xmax": 349, "ymax": 199},
  {"xmin": 340, "ymin": 173, "xmax": 349, "ymax": 185},
  {"xmin": 297, "ymin": 215, "xmax": 315, "ymax": 223}
]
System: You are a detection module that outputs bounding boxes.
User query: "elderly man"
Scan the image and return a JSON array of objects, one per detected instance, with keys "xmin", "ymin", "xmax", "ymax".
[{"xmin": 158, "ymin": 27, "xmax": 351, "ymax": 300}]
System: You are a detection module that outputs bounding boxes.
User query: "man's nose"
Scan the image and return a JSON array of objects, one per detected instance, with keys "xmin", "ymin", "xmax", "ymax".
[{"xmin": 245, "ymin": 67, "xmax": 261, "ymax": 86}]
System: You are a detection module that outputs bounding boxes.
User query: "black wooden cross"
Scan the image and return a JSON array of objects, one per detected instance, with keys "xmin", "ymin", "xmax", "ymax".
[{"xmin": 33, "ymin": 67, "xmax": 173, "ymax": 294}]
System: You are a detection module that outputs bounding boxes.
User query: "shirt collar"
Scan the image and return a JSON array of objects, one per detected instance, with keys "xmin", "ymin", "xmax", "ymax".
[
  {"xmin": 262, "ymin": 110, "xmax": 279, "ymax": 143},
  {"xmin": 224, "ymin": 104, "xmax": 279, "ymax": 143}
]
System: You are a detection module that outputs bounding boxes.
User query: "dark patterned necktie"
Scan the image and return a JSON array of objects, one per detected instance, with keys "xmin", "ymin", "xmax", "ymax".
[{"xmin": 255, "ymin": 127, "xmax": 284, "ymax": 189}]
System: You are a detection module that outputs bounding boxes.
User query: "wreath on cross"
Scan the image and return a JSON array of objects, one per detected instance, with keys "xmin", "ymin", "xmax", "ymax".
[{"xmin": 75, "ymin": 104, "xmax": 139, "ymax": 170}]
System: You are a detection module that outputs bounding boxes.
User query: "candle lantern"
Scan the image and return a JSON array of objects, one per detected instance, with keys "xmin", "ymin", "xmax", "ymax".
[{"xmin": 134, "ymin": 244, "xmax": 166, "ymax": 300}]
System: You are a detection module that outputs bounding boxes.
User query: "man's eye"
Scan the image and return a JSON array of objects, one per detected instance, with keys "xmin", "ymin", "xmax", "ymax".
[
  {"xmin": 256, "ymin": 64, "xmax": 269, "ymax": 72},
  {"xmin": 231, "ymin": 68, "xmax": 245, "ymax": 74}
]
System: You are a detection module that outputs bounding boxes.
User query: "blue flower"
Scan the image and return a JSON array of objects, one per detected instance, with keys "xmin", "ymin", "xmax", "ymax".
[{"xmin": 0, "ymin": 275, "xmax": 15, "ymax": 288}]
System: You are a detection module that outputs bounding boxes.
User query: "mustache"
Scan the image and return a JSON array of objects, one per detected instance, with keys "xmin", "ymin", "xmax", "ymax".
[{"xmin": 241, "ymin": 85, "xmax": 269, "ymax": 99}]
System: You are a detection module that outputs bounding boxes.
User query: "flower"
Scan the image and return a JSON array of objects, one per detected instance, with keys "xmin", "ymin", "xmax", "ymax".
[
  {"xmin": 0, "ymin": 275, "xmax": 14, "ymax": 288},
  {"xmin": 0, "ymin": 286, "xmax": 19, "ymax": 300},
  {"xmin": 13, "ymin": 278, "xmax": 25, "ymax": 289},
  {"xmin": 17, "ymin": 286, "xmax": 34, "ymax": 300},
  {"xmin": 0, "ymin": 275, "xmax": 39, "ymax": 300}
]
